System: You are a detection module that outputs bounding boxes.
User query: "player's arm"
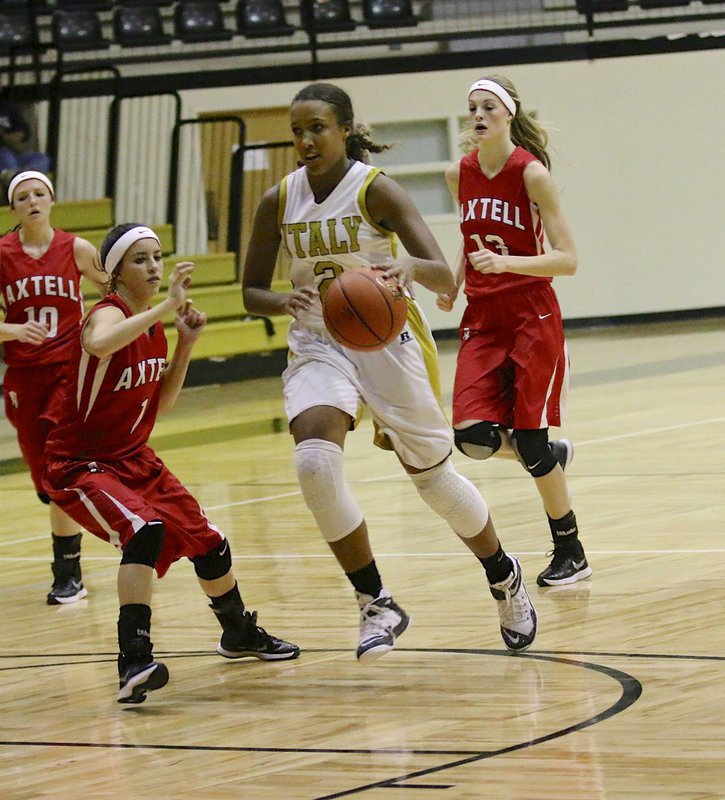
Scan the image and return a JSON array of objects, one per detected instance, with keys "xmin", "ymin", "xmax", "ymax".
[
  {"xmin": 469, "ymin": 161, "xmax": 577, "ymax": 277},
  {"xmin": 82, "ymin": 264, "xmax": 190, "ymax": 360},
  {"xmin": 367, "ymin": 174, "xmax": 454, "ymax": 295},
  {"xmin": 74, "ymin": 237, "xmax": 108, "ymax": 296},
  {"xmin": 242, "ymin": 186, "xmax": 317, "ymax": 319},
  {"xmin": 158, "ymin": 299, "xmax": 207, "ymax": 412},
  {"xmin": 437, "ymin": 162, "xmax": 465, "ymax": 312},
  {"xmin": 0, "ymin": 318, "xmax": 48, "ymax": 344}
]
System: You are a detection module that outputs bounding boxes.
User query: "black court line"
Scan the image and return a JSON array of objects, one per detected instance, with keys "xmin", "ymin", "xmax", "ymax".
[
  {"xmin": 0, "ymin": 648, "xmax": 643, "ymax": 799},
  {"xmin": 1, "ymin": 646, "xmax": 722, "ymax": 665},
  {"xmin": 311, "ymin": 651, "xmax": 643, "ymax": 799}
]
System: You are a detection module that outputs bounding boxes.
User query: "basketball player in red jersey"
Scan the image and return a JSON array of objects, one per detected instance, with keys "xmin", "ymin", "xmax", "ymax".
[
  {"xmin": 243, "ymin": 82, "xmax": 537, "ymax": 663},
  {"xmin": 0, "ymin": 171, "xmax": 107, "ymax": 604},
  {"xmin": 43, "ymin": 224, "xmax": 299, "ymax": 704},
  {"xmin": 437, "ymin": 76, "xmax": 591, "ymax": 587}
]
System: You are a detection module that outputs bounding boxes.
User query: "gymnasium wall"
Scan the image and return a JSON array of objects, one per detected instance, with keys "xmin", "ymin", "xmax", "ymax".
[{"xmin": 180, "ymin": 47, "xmax": 724, "ymax": 330}]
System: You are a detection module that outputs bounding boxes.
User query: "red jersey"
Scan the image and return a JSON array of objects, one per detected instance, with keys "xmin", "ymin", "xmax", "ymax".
[
  {"xmin": 46, "ymin": 294, "xmax": 167, "ymax": 461},
  {"xmin": 458, "ymin": 145, "xmax": 550, "ymax": 301},
  {"xmin": 0, "ymin": 228, "xmax": 84, "ymax": 366}
]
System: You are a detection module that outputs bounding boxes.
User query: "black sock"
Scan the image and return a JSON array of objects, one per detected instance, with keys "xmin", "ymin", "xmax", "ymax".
[
  {"xmin": 118, "ymin": 603, "xmax": 152, "ymax": 659},
  {"xmin": 208, "ymin": 582, "xmax": 248, "ymax": 638},
  {"xmin": 208, "ymin": 582, "xmax": 244, "ymax": 613},
  {"xmin": 548, "ymin": 510, "xmax": 579, "ymax": 551},
  {"xmin": 480, "ymin": 544, "xmax": 513, "ymax": 584},
  {"xmin": 51, "ymin": 532, "xmax": 82, "ymax": 561},
  {"xmin": 346, "ymin": 560, "xmax": 383, "ymax": 598}
]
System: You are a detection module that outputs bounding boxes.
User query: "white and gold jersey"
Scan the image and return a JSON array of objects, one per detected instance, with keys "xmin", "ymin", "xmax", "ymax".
[
  {"xmin": 278, "ymin": 161, "xmax": 452, "ymax": 467},
  {"xmin": 279, "ymin": 160, "xmax": 396, "ymax": 333}
]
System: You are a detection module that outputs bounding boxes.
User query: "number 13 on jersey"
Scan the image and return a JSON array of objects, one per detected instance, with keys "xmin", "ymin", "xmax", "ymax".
[{"xmin": 470, "ymin": 233, "xmax": 509, "ymax": 256}]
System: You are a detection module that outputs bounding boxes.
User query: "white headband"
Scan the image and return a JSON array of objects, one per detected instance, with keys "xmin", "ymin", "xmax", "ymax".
[
  {"xmin": 8, "ymin": 171, "xmax": 55, "ymax": 204},
  {"xmin": 103, "ymin": 226, "xmax": 161, "ymax": 277},
  {"xmin": 468, "ymin": 80, "xmax": 517, "ymax": 117}
]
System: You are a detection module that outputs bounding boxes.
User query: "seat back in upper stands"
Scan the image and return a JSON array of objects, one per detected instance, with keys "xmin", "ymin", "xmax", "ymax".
[
  {"xmin": 113, "ymin": 4, "xmax": 172, "ymax": 47},
  {"xmin": 236, "ymin": 0, "xmax": 296, "ymax": 38},
  {"xmin": 362, "ymin": 0, "xmax": 418, "ymax": 29},
  {"xmin": 174, "ymin": 1, "xmax": 233, "ymax": 43}
]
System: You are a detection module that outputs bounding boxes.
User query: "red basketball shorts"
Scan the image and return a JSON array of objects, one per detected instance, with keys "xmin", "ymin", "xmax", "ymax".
[
  {"xmin": 43, "ymin": 444, "xmax": 224, "ymax": 577},
  {"xmin": 3, "ymin": 363, "xmax": 67, "ymax": 493},
  {"xmin": 452, "ymin": 283, "xmax": 569, "ymax": 430}
]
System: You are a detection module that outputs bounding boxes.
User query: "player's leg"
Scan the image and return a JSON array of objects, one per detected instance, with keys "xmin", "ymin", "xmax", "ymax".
[
  {"xmin": 285, "ymin": 334, "xmax": 410, "ymax": 662},
  {"xmin": 453, "ymin": 419, "xmax": 585, "ymax": 582},
  {"xmin": 115, "ymin": 450, "xmax": 299, "ymax": 665},
  {"xmin": 293, "ymin": 405, "xmax": 409, "ymax": 662},
  {"xmin": 5, "ymin": 367, "xmax": 88, "ymax": 603},
  {"xmin": 192, "ymin": 540, "xmax": 300, "ymax": 662},
  {"xmin": 358, "ymin": 314, "xmax": 535, "ymax": 651},
  {"xmin": 511, "ymin": 431, "xmax": 590, "ymax": 587},
  {"xmin": 117, "ymin": 520, "xmax": 169, "ymax": 704},
  {"xmin": 511, "ymin": 286, "xmax": 591, "ymax": 586},
  {"xmin": 45, "ymin": 457, "xmax": 170, "ymax": 703},
  {"xmin": 405, "ymin": 455, "xmax": 536, "ymax": 652},
  {"xmin": 46, "ymin": 502, "xmax": 87, "ymax": 604}
]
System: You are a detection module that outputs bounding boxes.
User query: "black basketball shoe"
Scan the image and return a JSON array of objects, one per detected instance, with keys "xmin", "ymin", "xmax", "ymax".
[
  {"xmin": 537, "ymin": 540, "xmax": 592, "ymax": 586},
  {"xmin": 216, "ymin": 610, "xmax": 300, "ymax": 660}
]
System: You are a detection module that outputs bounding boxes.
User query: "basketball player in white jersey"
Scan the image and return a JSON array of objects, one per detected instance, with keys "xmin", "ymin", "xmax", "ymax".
[{"xmin": 242, "ymin": 82, "xmax": 537, "ymax": 661}]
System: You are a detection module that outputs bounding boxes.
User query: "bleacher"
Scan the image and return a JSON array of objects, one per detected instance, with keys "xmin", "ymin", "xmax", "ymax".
[{"xmin": 0, "ymin": 198, "xmax": 291, "ymax": 363}]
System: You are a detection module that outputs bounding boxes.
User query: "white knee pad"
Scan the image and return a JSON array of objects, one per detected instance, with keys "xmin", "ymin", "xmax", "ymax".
[
  {"xmin": 294, "ymin": 439, "xmax": 364, "ymax": 543},
  {"xmin": 409, "ymin": 458, "xmax": 488, "ymax": 539}
]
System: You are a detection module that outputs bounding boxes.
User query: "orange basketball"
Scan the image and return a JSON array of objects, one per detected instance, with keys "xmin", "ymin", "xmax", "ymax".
[{"xmin": 322, "ymin": 267, "xmax": 408, "ymax": 351}]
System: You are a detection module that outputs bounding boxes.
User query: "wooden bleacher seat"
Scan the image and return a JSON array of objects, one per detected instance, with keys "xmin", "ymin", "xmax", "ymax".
[
  {"xmin": 166, "ymin": 316, "xmax": 290, "ymax": 360},
  {"xmin": 83, "ymin": 274, "xmax": 293, "ymax": 363},
  {"xmin": 0, "ymin": 197, "xmax": 114, "ymax": 235},
  {"xmin": 83, "ymin": 251, "xmax": 240, "ymax": 300}
]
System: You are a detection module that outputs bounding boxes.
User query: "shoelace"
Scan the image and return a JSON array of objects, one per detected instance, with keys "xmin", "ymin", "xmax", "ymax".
[
  {"xmin": 360, "ymin": 600, "xmax": 395, "ymax": 638},
  {"xmin": 242, "ymin": 610, "xmax": 274, "ymax": 646},
  {"xmin": 495, "ymin": 581, "xmax": 532, "ymax": 627}
]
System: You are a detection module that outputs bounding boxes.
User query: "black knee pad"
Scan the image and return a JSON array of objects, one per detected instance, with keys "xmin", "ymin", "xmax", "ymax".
[
  {"xmin": 511, "ymin": 429, "xmax": 557, "ymax": 477},
  {"xmin": 37, "ymin": 492, "xmax": 51, "ymax": 506},
  {"xmin": 192, "ymin": 538, "xmax": 232, "ymax": 581},
  {"xmin": 454, "ymin": 421, "xmax": 502, "ymax": 460},
  {"xmin": 120, "ymin": 520, "xmax": 165, "ymax": 568}
]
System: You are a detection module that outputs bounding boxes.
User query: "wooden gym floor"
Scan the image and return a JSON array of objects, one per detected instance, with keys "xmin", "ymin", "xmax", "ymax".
[{"xmin": 0, "ymin": 318, "xmax": 723, "ymax": 799}]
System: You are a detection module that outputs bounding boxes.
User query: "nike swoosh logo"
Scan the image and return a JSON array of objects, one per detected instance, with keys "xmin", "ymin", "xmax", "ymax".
[
  {"xmin": 505, "ymin": 632, "xmax": 521, "ymax": 644},
  {"xmin": 219, "ymin": 540, "xmax": 229, "ymax": 557},
  {"xmin": 538, "ymin": 313, "xmax": 552, "ymax": 319},
  {"xmin": 526, "ymin": 460, "xmax": 541, "ymax": 470},
  {"xmin": 572, "ymin": 559, "xmax": 586, "ymax": 570}
]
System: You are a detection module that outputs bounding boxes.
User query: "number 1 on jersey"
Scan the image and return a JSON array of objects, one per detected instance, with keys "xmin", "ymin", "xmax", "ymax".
[{"xmin": 130, "ymin": 399, "xmax": 149, "ymax": 434}]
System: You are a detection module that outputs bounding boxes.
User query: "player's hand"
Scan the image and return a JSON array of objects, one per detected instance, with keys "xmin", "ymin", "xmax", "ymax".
[
  {"xmin": 12, "ymin": 320, "xmax": 49, "ymax": 345},
  {"xmin": 375, "ymin": 261, "xmax": 415, "ymax": 299},
  {"xmin": 174, "ymin": 298, "xmax": 207, "ymax": 341},
  {"xmin": 284, "ymin": 287, "xmax": 317, "ymax": 319},
  {"xmin": 468, "ymin": 249, "xmax": 506, "ymax": 274},
  {"xmin": 167, "ymin": 261, "xmax": 194, "ymax": 309},
  {"xmin": 436, "ymin": 289, "xmax": 458, "ymax": 312}
]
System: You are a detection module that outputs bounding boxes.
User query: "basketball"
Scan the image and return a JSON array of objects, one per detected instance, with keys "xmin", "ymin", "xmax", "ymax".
[{"xmin": 322, "ymin": 267, "xmax": 408, "ymax": 351}]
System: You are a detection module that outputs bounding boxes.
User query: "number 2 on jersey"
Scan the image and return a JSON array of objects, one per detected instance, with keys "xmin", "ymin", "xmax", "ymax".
[{"xmin": 314, "ymin": 260, "xmax": 344, "ymax": 300}]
